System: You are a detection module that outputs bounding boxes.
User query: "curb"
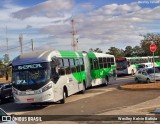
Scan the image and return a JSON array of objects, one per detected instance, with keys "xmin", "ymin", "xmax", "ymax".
[{"xmin": 118, "ymin": 85, "xmax": 160, "ymax": 91}]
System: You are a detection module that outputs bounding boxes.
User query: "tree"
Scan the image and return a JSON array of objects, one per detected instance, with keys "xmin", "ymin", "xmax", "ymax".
[
  {"xmin": 3, "ymin": 54, "xmax": 10, "ymax": 64},
  {"xmin": 132, "ymin": 46, "xmax": 144, "ymax": 56},
  {"xmin": 124, "ymin": 46, "xmax": 133, "ymax": 57},
  {"xmin": 89, "ymin": 48, "xmax": 103, "ymax": 53},
  {"xmin": 2, "ymin": 54, "xmax": 11, "ymax": 77},
  {"xmin": 107, "ymin": 47, "xmax": 124, "ymax": 58},
  {"xmin": 94, "ymin": 48, "xmax": 103, "ymax": 53},
  {"xmin": 140, "ymin": 33, "xmax": 160, "ymax": 56}
]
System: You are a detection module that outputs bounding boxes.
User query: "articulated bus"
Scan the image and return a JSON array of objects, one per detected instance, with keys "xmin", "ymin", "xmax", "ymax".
[
  {"xmin": 11, "ymin": 50, "xmax": 116, "ymax": 104},
  {"xmin": 116, "ymin": 56, "xmax": 160, "ymax": 76}
]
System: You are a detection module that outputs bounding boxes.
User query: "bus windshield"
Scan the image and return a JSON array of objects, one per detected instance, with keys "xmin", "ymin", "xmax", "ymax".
[
  {"xmin": 12, "ymin": 68, "xmax": 50, "ymax": 86},
  {"xmin": 12, "ymin": 63, "xmax": 51, "ymax": 87},
  {"xmin": 116, "ymin": 59, "xmax": 127, "ymax": 70}
]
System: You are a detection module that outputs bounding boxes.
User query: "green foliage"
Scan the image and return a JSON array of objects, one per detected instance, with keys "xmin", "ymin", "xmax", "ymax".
[
  {"xmin": 107, "ymin": 47, "xmax": 124, "ymax": 58},
  {"xmin": 104, "ymin": 33, "xmax": 160, "ymax": 57},
  {"xmin": 0, "ymin": 54, "xmax": 11, "ymax": 78},
  {"xmin": 124, "ymin": 46, "xmax": 133, "ymax": 57},
  {"xmin": 89, "ymin": 48, "xmax": 103, "ymax": 53},
  {"xmin": 140, "ymin": 33, "xmax": 160, "ymax": 56},
  {"xmin": 3, "ymin": 54, "xmax": 10, "ymax": 64}
]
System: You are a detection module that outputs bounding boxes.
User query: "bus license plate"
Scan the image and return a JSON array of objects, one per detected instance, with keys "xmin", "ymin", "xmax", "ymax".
[{"xmin": 27, "ymin": 98, "xmax": 34, "ymax": 102}]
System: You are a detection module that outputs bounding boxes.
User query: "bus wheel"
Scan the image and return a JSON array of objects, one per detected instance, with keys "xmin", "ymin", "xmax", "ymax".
[
  {"xmin": 60, "ymin": 88, "xmax": 67, "ymax": 104},
  {"xmin": 146, "ymin": 78, "xmax": 150, "ymax": 83},
  {"xmin": 135, "ymin": 78, "xmax": 139, "ymax": 83}
]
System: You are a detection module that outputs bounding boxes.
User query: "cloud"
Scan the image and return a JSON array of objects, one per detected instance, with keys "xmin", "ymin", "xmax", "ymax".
[
  {"xmin": 2, "ymin": 1, "xmax": 160, "ymax": 59},
  {"xmin": 80, "ymin": 3, "xmax": 95, "ymax": 11},
  {"xmin": 40, "ymin": 2, "xmax": 160, "ymax": 50},
  {"xmin": 26, "ymin": 25, "xmax": 32, "ymax": 29},
  {"xmin": 12, "ymin": 0, "xmax": 74, "ymax": 19},
  {"xmin": 90, "ymin": 2, "xmax": 141, "ymax": 16}
]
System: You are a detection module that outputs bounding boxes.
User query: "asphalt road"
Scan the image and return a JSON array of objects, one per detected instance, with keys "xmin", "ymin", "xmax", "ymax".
[
  {"xmin": 0, "ymin": 76, "xmax": 134, "ymax": 115},
  {"xmin": 1, "ymin": 76, "xmax": 160, "ymax": 124}
]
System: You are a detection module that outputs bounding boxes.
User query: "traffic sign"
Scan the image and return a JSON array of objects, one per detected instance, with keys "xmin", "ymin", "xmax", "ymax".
[{"xmin": 150, "ymin": 43, "xmax": 157, "ymax": 52}]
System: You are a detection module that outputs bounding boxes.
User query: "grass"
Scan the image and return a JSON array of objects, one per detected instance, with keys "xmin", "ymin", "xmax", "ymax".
[{"xmin": 120, "ymin": 82, "xmax": 160, "ymax": 90}]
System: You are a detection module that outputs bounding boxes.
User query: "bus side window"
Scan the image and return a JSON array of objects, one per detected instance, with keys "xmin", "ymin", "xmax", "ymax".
[
  {"xmin": 64, "ymin": 59, "xmax": 71, "ymax": 74},
  {"xmin": 79, "ymin": 58, "xmax": 84, "ymax": 71},
  {"xmin": 58, "ymin": 68, "xmax": 65, "ymax": 76},
  {"xmin": 103, "ymin": 58, "xmax": 107, "ymax": 68},
  {"xmin": 69, "ymin": 59, "xmax": 76, "ymax": 73},
  {"xmin": 106, "ymin": 57, "xmax": 111, "ymax": 68},
  {"xmin": 75, "ymin": 59, "xmax": 80, "ymax": 72},
  {"xmin": 111, "ymin": 58, "xmax": 114, "ymax": 65},
  {"xmin": 58, "ymin": 58, "xmax": 64, "ymax": 67},
  {"xmin": 99, "ymin": 57, "xmax": 103, "ymax": 68},
  {"xmin": 93, "ymin": 58, "xmax": 99, "ymax": 70}
]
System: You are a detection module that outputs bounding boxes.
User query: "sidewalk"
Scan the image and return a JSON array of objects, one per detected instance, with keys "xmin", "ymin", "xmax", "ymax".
[
  {"xmin": 36, "ymin": 96, "xmax": 160, "ymax": 124},
  {"xmin": 99, "ymin": 96, "xmax": 160, "ymax": 115}
]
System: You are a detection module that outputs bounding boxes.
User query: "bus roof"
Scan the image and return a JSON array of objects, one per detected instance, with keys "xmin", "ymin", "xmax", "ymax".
[
  {"xmin": 87, "ymin": 52, "xmax": 114, "ymax": 59},
  {"xmin": 12, "ymin": 50, "xmax": 83, "ymax": 66},
  {"xmin": 12, "ymin": 50, "xmax": 115, "ymax": 66}
]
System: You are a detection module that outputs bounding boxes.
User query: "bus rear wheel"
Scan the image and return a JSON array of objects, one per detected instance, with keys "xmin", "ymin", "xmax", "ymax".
[
  {"xmin": 60, "ymin": 88, "xmax": 67, "ymax": 104},
  {"xmin": 146, "ymin": 78, "xmax": 150, "ymax": 83}
]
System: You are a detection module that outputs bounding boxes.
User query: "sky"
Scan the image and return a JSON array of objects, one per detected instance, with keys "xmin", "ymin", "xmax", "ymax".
[{"xmin": 0, "ymin": 0, "xmax": 160, "ymax": 60}]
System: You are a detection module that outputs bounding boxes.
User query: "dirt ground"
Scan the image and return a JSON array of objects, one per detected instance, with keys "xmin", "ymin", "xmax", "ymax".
[{"xmin": 120, "ymin": 82, "xmax": 160, "ymax": 90}]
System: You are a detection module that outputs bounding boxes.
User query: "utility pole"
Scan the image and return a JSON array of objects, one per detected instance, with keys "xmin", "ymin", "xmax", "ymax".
[
  {"xmin": 31, "ymin": 39, "xmax": 34, "ymax": 51},
  {"xmin": 19, "ymin": 34, "xmax": 23, "ymax": 54},
  {"xmin": 71, "ymin": 19, "xmax": 78, "ymax": 51},
  {"xmin": 6, "ymin": 26, "xmax": 9, "ymax": 57}
]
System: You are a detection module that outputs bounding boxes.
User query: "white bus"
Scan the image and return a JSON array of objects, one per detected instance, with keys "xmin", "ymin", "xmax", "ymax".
[
  {"xmin": 116, "ymin": 56, "xmax": 160, "ymax": 76},
  {"xmin": 12, "ymin": 50, "xmax": 116, "ymax": 104}
]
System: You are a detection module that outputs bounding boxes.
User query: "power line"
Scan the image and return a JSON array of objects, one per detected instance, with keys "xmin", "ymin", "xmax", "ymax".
[{"xmin": 0, "ymin": 41, "xmax": 31, "ymax": 53}]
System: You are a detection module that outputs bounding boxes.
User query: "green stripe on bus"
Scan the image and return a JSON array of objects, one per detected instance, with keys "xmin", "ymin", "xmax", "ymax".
[
  {"xmin": 87, "ymin": 52, "xmax": 96, "ymax": 59},
  {"xmin": 59, "ymin": 51, "xmax": 79, "ymax": 58},
  {"xmin": 155, "ymin": 62, "xmax": 160, "ymax": 66},
  {"xmin": 72, "ymin": 71, "xmax": 86, "ymax": 83},
  {"xmin": 90, "ymin": 66, "xmax": 116, "ymax": 79}
]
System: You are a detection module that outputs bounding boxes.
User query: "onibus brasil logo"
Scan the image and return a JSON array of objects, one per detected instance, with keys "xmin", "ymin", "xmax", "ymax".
[{"xmin": 1, "ymin": 108, "xmax": 42, "ymax": 122}]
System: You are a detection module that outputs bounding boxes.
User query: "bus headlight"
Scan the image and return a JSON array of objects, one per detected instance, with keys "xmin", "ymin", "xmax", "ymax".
[
  {"xmin": 42, "ymin": 83, "xmax": 52, "ymax": 92},
  {"xmin": 13, "ymin": 88, "xmax": 18, "ymax": 94}
]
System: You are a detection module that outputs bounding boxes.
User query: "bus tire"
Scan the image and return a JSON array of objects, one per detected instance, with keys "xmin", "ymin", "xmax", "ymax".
[
  {"xmin": 60, "ymin": 87, "xmax": 67, "ymax": 104},
  {"xmin": 146, "ymin": 78, "xmax": 150, "ymax": 83},
  {"xmin": 135, "ymin": 78, "xmax": 140, "ymax": 83},
  {"xmin": 80, "ymin": 81, "xmax": 86, "ymax": 94}
]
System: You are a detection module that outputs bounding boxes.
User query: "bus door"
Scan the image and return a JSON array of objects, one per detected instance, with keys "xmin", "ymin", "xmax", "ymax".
[
  {"xmin": 75, "ymin": 59, "xmax": 83, "ymax": 83},
  {"xmin": 92, "ymin": 58, "xmax": 100, "ymax": 79}
]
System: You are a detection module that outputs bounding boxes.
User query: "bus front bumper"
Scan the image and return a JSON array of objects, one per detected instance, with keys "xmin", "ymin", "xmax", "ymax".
[{"xmin": 13, "ymin": 89, "xmax": 54, "ymax": 103}]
